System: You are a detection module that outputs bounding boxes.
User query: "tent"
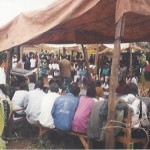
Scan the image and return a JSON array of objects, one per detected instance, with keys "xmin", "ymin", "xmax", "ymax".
[
  {"xmin": 98, "ymin": 43, "xmax": 145, "ymax": 55},
  {"xmin": 0, "ymin": 0, "xmax": 150, "ymax": 51},
  {"xmin": 1, "ymin": 0, "xmax": 150, "ymax": 148}
]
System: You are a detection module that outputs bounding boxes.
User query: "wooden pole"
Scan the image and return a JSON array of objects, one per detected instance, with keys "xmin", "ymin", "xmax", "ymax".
[
  {"xmin": 71, "ymin": 50, "xmax": 74, "ymax": 62},
  {"xmin": 94, "ymin": 44, "xmax": 99, "ymax": 80},
  {"xmin": 63, "ymin": 47, "xmax": 66, "ymax": 56},
  {"xmin": 20, "ymin": 45, "xmax": 24, "ymax": 59},
  {"xmin": 81, "ymin": 44, "xmax": 92, "ymax": 81},
  {"xmin": 6, "ymin": 49, "xmax": 14, "ymax": 85},
  {"xmin": 105, "ymin": 16, "xmax": 124, "ymax": 149},
  {"xmin": 129, "ymin": 43, "xmax": 132, "ymax": 77}
]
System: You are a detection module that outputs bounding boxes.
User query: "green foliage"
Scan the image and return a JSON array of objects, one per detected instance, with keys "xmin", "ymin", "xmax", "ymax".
[
  {"xmin": 0, "ymin": 138, "xmax": 6, "ymax": 149},
  {"xmin": 141, "ymin": 70, "xmax": 146, "ymax": 86},
  {"xmin": 0, "ymin": 101, "xmax": 6, "ymax": 149}
]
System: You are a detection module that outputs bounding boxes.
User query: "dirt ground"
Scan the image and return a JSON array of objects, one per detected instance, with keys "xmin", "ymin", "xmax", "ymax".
[
  {"xmin": 5, "ymin": 126, "xmax": 85, "ymax": 149},
  {"xmin": 4, "ymin": 118, "xmax": 149, "ymax": 149},
  {"xmin": 5, "ymin": 124, "xmax": 105, "ymax": 149}
]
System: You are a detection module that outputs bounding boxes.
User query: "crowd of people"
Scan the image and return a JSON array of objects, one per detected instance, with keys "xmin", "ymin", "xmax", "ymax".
[{"xmin": 0, "ymin": 50, "xmax": 150, "ymax": 148}]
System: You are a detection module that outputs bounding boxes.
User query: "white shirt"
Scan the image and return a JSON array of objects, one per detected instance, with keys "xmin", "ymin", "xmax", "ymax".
[
  {"xmin": 49, "ymin": 63, "xmax": 53, "ymax": 69},
  {"xmin": 30, "ymin": 58, "xmax": 36, "ymax": 68},
  {"xmin": 12, "ymin": 90, "xmax": 28, "ymax": 110},
  {"xmin": 28, "ymin": 83, "xmax": 35, "ymax": 91},
  {"xmin": 131, "ymin": 77, "xmax": 138, "ymax": 85},
  {"xmin": 120, "ymin": 94, "xmax": 147, "ymax": 127},
  {"xmin": 12, "ymin": 57, "xmax": 17, "ymax": 68},
  {"xmin": 0, "ymin": 89, "xmax": 7, "ymax": 100},
  {"xmin": 0, "ymin": 67, "xmax": 6, "ymax": 84},
  {"xmin": 39, "ymin": 92, "xmax": 60, "ymax": 128},
  {"xmin": 52, "ymin": 63, "xmax": 60, "ymax": 70},
  {"xmin": 25, "ymin": 88, "xmax": 46, "ymax": 124}
]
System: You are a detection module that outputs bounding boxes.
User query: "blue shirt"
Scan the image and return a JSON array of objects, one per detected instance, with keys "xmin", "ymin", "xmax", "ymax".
[{"xmin": 51, "ymin": 93, "xmax": 79, "ymax": 131}]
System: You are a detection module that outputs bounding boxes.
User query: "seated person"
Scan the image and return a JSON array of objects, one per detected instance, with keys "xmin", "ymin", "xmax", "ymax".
[
  {"xmin": 25, "ymin": 80, "xmax": 46, "ymax": 125},
  {"xmin": 87, "ymin": 100, "xmax": 127, "ymax": 139},
  {"xmin": 120, "ymin": 83, "xmax": 148, "ymax": 128},
  {"xmin": 116, "ymin": 79, "xmax": 127, "ymax": 96},
  {"xmin": 0, "ymin": 84, "xmax": 12, "ymax": 140},
  {"xmin": 39, "ymin": 82, "xmax": 60, "ymax": 128},
  {"xmin": 51, "ymin": 83, "xmax": 80, "ymax": 131},
  {"xmin": 95, "ymin": 80, "xmax": 104, "ymax": 100},
  {"xmin": 101, "ymin": 78, "xmax": 109, "ymax": 99},
  {"xmin": 12, "ymin": 82, "xmax": 29, "ymax": 116},
  {"xmin": 28, "ymin": 75, "xmax": 36, "ymax": 91},
  {"xmin": 72, "ymin": 85, "xmax": 97, "ymax": 133}
]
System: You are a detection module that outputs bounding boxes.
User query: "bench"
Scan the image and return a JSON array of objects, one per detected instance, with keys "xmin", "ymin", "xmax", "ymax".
[
  {"xmin": 8, "ymin": 105, "xmax": 149, "ymax": 149},
  {"xmin": 38, "ymin": 126, "xmax": 93, "ymax": 149},
  {"xmin": 37, "ymin": 105, "xmax": 149, "ymax": 149}
]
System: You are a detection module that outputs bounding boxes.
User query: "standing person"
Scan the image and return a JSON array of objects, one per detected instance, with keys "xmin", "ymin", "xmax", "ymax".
[
  {"xmin": 12, "ymin": 54, "xmax": 18, "ymax": 69},
  {"xmin": 24, "ymin": 54, "xmax": 30, "ymax": 70},
  {"xmin": 25, "ymin": 80, "xmax": 46, "ymax": 125},
  {"xmin": 51, "ymin": 83, "xmax": 80, "ymax": 131},
  {"xmin": 39, "ymin": 82, "xmax": 60, "ymax": 128},
  {"xmin": 72, "ymin": 85, "xmax": 97, "ymax": 133},
  {"xmin": 59, "ymin": 55, "xmax": 72, "ymax": 91},
  {"xmin": 30, "ymin": 55, "xmax": 37, "ymax": 70}
]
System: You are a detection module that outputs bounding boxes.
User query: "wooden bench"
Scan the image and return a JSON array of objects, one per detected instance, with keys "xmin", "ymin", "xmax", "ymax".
[
  {"xmin": 37, "ymin": 106, "xmax": 149, "ymax": 149},
  {"xmin": 115, "ymin": 107, "xmax": 149, "ymax": 149},
  {"xmin": 38, "ymin": 126, "xmax": 93, "ymax": 149},
  {"xmin": 8, "ymin": 106, "xmax": 149, "ymax": 149}
]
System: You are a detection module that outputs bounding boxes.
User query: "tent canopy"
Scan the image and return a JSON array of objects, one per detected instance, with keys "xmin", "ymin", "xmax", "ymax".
[
  {"xmin": 98, "ymin": 44, "xmax": 144, "ymax": 55},
  {"xmin": 0, "ymin": 0, "xmax": 150, "ymax": 51}
]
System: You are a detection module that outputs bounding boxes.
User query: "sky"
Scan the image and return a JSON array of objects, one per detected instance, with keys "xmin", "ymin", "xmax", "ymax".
[{"xmin": 0, "ymin": 0, "xmax": 55, "ymax": 27}]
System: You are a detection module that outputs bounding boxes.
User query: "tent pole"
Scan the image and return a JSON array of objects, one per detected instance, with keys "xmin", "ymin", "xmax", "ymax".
[
  {"xmin": 129, "ymin": 43, "xmax": 133, "ymax": 77},
  {"xmin": 105, "ymin": 16, "xmax": 124, "ymax": 149},
  {"xmin": 6, "ymin": 49, "xmax": 14, "ymax": 85},
  {"xmin": 81, "ymin": 44, "xmax": 92, "ymax": 81},
  {"xmin": 94, "ymin": 44, "xmax": 99, "ymax": 80}
]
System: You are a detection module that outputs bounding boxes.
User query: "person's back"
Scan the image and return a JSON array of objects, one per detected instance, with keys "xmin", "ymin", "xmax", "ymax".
[
  {"xmin": 116, "ymin": 79, "xmax": 127, "ymax": 96},
  {"xmin": 72, "ymin": 86, "xmax": 97, "ymax": 133},
  {"xmin": 52, "ymin": 83, "xmax": 80, "ymax": 131},
  {"xmin": 12, "ymin": 82, "xmax": 29, "ymax": 115},
  {"xmin": 25, "ymin": 81, "xmax": 46, "ymax": 125},
  {"xmin": 87, "ymin": 100, "xmax": 126, "ymax": 140},
  {"xmin": 59, "ymin": 58, "xmax": 71, "ymax": 78},
  {"xmin": 39, "ymin": 82, "xmax": 60, "ymax": 128},
  {"xmin": 120, "ymin": 83, "xmax": 148, "ymax": 127}
]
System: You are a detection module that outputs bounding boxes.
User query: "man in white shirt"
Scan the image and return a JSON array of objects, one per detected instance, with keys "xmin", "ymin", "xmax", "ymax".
[
  {"xmin": 120, "ymin": 83, "xmax": 147, "ymax": 127},
  {"xmin": 39, "ymin": 82, "xmax": 60, "ymax": 128},
  {"xmin": 12, "ymin": 82, "xmax": 28, "ymax": 115},
  {"xmin": 25, "ymin": 80, "xmax": 46, "ymax": 125},
  {"xmin": 30, "ymin": 56, "xmax": 36, "ymax": 70}
]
